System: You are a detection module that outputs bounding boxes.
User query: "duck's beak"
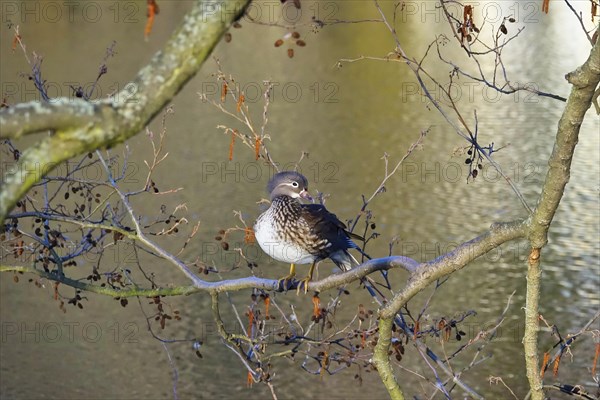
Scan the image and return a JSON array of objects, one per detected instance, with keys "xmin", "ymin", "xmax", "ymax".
[{"xmin": 299, "ymin": 188, "xmax": 313, "ymax": 201}]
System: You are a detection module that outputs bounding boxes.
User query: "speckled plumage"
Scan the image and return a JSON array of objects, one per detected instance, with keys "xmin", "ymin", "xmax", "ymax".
[{"xmin": 254, "ymin": 171, "xmax": 362, "ymax": 272}]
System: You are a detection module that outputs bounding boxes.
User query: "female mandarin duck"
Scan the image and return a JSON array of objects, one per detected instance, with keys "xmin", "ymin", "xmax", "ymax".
[{"xmin": 254, "ymin": 171, "xmax": 365, "ymax": 291}]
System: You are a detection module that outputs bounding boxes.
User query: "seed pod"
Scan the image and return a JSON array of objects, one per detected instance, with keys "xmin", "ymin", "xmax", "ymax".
[
  {"xmin": 274, "ymin": 39, "xmax": 284, "ymax": 47},
  {"xmin": 287, "ymin": 48, "xmax": 294, "ymax": 58}
]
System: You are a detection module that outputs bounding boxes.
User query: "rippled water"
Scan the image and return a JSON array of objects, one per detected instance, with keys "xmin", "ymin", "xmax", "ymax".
[{"xmin": 1, "ymin": 1, "xmax": 598, "ymax": 399}]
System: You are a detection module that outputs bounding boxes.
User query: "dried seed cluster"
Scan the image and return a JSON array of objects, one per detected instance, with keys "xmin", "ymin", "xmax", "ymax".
[{"xmin": 274, "ymin": 31, "xmax": 306, "ymax": 58}]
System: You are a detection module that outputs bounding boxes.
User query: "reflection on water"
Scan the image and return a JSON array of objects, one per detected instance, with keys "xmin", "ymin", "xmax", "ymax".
[{"xmin": 1, "ymin": 1, "xmax": 598, "ymax": 398}]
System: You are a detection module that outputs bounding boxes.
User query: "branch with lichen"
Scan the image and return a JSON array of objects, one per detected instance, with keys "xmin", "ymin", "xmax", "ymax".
[
  {"xmin": 368, "ymin": 23, "xmax": 600, "ymax": 400},
  {"xmin": 523, "ymin": 27, "xmax": 600, "ymax": 400},
  {"xmin": 0, "ymin": 256, "xmax": 421, "ymax": 296},
  {"xmin": 0, "ymin": 0, "xmax": 251, "ymax": 224}
]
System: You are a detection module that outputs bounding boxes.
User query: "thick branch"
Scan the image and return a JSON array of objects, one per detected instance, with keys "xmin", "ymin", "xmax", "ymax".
[
  {"xmin": 523, "ymin": 27, "xmax": 600, "ymax": 400},
  {"xmin": 370, "ymin": 220, "xmax": 526, "ymax": 399},
  {"xmin": 0, "ymin": 99, "xmax": 100, "ymax": 139},
  {"xmin": 310, "ymin": 256, "xmax": 419, "ymax": 291},
  {"xmin": 372, "ymin": 317, "xmax": 405, "ymax": 400},
  {"xmin": 380, "ymin": 220, "xmax": 527, "ymax": 319},
  {"xmin": 0, "ymin": 255, "xmax": 419, "ymax": 295},
  {"xmin": 528, "ymin": 29, "xmax": 600, "ymax": 248},
  {"xmin": 0, "ymin": 0, "xmax": 251, "ymax": 224},
  {"xmin": 524, "ymin": 248, "xmax": 543, "ymax": 399}
]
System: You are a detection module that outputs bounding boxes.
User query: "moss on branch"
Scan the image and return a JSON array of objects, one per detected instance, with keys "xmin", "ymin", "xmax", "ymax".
[{"xmin": 0, "ymin": 0, "xmax": 251, "ymax": 224}]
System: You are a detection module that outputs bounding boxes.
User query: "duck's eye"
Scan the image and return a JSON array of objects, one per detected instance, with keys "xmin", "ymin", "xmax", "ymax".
[{"xmin": 291, "ymin": 181, "xmax": 299, "ymax": 187}]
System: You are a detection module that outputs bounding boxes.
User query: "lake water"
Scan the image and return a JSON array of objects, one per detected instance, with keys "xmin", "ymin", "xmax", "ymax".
[{"xmin": 1, "ymin": 1, "xmax": 598, "ymax": 399}]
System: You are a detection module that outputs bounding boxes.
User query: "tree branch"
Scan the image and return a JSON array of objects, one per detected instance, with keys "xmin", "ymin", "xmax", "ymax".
[
  {"xmin": 523, "ymin": 247, "xmax": 543, "ymax": 399},
  {"xmin": 528, "ymin": 29, "xmax": 600, "ymax": 248},
  {"xmin": 372, "ymin": 317, "xmax": 405, "ymax": 400},
  {"xmin": 0, "ymin": 99, "xmax": 99, "ymax": 139},
  {"xmin": 380, "ymin": 220, "xmax": 527, "ymax": 320},
  {"xmin": 0, "ymin": 0, "xmax": 251, "ymax": 225},
  {"xmin": 372, "ymin": 219, "xmax": 526, "ymax": 399},
  {"xmin": 523, "ymin": 27, "xmax": 600, "ymax": 400},
  {"xmin": 0, "ymin": 264, "xmax": 198, "ymax": 297},
  {"xmin": 0, "ymin": 255, "xmax": 420, "ymax": 296}
]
